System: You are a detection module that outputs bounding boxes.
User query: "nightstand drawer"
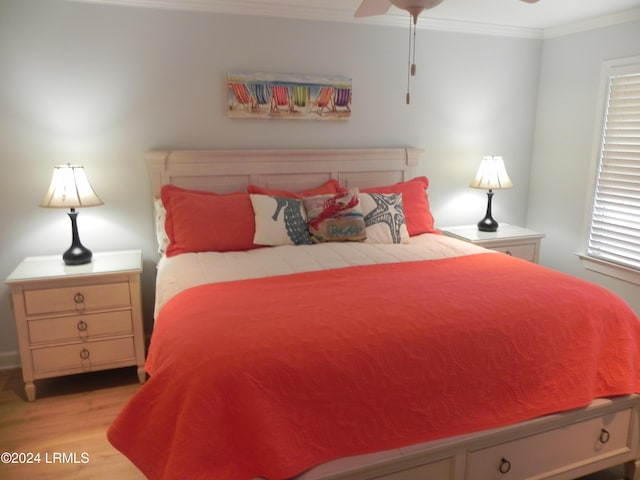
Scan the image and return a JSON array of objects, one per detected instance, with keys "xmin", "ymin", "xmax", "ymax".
[
  {"xmin": 491, "ymin": 243, "xmax": 536, "ymax": 261},
  {"xmin": 441, "ymin": 225, "xmax": 544, "ymax": 264},
  {"xmin": 28, "ymin": 310, "xmax": 133, "ymax": 344},
  {"xmin": 31, "ymin": 337, "xmax": 136, "ymax": 373},
  {"xmin": 466, "ymin": 408, "xmax": 632, "ymax": 479},
  {"xmin": 23, "ymin": 282, "xmax": 131, "ymax": 316}
]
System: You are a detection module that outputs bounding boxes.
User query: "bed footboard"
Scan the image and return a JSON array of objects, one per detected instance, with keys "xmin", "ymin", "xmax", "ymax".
[{"xmin": 298, "ymin": 395, "xmax": 640, "ymax": 480}]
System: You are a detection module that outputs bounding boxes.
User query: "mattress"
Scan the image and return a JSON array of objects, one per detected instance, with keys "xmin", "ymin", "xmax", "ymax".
[{"xmin": 154, "ymin": 232, "xmax": 490, "ymax": 316}]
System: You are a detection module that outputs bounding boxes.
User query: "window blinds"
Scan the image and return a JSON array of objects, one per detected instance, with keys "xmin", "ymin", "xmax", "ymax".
[{"xmin": 587, "ymin": 72, "xmax": 640, "ymax": 270}]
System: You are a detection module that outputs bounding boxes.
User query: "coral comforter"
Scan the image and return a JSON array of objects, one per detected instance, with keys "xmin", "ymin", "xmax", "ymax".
[{"xmin": 108, "ymin": 253, "xmax": 640, "ymax": 480}]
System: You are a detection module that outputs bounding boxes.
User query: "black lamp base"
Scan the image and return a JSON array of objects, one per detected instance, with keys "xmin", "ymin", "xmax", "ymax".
[
  {"xmin": 477, "ymin": 217, "xmax": 498, "ymax": 232},
  {"xmin": 477, "ymin": 189, "xmax": 499, "ymax": 232},
  {"xmin": 63, "ymin": 209, "xmax": 93, "ymax": 266},
  {"xmin": 63, "ymin": 244, "xmax": 93, "ymax": 265}
]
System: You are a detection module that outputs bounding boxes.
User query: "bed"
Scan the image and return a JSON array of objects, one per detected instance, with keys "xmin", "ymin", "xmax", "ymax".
[{"xmin": 108, "ymin": 147, "xmax": 640, "ymax": 480}]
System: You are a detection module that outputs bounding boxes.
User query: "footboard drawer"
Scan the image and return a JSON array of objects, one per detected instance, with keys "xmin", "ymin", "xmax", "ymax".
[
  {"xmin": 374, "ymin": 458, "xmax": 452, "ymax": 480},
  {"xmin": 467, "ymin": 408, "xmax": 633, "ymax": 480}
]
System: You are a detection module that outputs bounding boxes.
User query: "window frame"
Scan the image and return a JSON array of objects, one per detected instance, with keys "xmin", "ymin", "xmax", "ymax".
[{"xmin": 579, "ymin": 55, "xmax": 640, "ymax": 286}]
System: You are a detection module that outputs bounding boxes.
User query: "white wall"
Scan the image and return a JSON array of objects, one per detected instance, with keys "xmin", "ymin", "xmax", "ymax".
[
  {"xmin": 527, "ymin": 20, "xmax": 640, "ymax": 313},
  {"xmin": 0, "ymin": 0, "xmax": 542, "ymax": 365}
]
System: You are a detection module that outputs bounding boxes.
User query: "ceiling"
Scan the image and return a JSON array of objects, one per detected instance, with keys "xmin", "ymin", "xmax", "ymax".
[{"xmin": 69, "ymin": 0, "xmax": 640, "ymax": 38}]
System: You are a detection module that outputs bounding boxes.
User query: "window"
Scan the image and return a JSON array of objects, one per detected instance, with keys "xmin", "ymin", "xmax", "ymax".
[{"xmin": 581, "ymin": 57, "xmax": 640, "ymax": 283}]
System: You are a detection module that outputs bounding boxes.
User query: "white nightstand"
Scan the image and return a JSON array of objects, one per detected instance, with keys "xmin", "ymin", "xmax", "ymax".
[
  {"xmin": 5, "ymin": 250, "xmax": 146, "ymax": 401},
  {"xmin": 441, "ymin": 224, "xmax": 544, "ymax": 263}
]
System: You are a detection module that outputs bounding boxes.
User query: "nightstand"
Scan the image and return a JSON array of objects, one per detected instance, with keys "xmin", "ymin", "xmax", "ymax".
[
  {"xmin": 441, "ymin": 224, "xmax": 544, "ymax": 263},
  {"xmin": 5, "ymin": 250, "xmax": 146, "ymax": 401}
]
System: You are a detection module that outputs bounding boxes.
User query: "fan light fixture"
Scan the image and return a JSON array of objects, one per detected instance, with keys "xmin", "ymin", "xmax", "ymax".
[{"xmin": 355, "ymin": 0, "xmax": 541, "ymax": 104}]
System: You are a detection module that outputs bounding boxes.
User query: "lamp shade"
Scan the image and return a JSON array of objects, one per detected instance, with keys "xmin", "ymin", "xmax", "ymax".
[
  {"xmin": 39, "ymin": 164, "xmax": 103, "ymax": 209},
  {"xmin": 469, "ymin": 156, "xmax": 513, "ymax": 190}
]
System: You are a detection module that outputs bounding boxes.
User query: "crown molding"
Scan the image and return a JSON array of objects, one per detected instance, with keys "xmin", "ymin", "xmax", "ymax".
[
  {"xmin": 543, "ymin": 7, "xmax": 640, "ymax": 39},
  {"xmin": 348, "ymin": 13, "xmax": 543, "ymax": 38},
  {"xmin": 66, "ymin": 0, "xmax": 640, "ymax": 40}
]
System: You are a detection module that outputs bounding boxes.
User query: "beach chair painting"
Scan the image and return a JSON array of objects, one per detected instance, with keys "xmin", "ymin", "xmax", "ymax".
[
  {"xmin": 228, "ymin": 83, "xmax": 256, "ymax": 112},
  {"xmin": 227, "ymin": 72, "xmax": 351, "ymax": 120},
  {"xmin": 310, "ymin": 87, "xmax": 335, "ymax": 116},
  {"xmin": 252, "ymin": 83, "xmax": 272, "ymax": 110},
  {"xmin": 291, "ymin": 85, "xmax": 310, "ymax": 112},
  {"xmin": 271, "ymin": 85, "xmax": 293, "ymax": 113},
  {"xmin": 334, "ymin": 88, "xmax": 351, "ymax": 113}
]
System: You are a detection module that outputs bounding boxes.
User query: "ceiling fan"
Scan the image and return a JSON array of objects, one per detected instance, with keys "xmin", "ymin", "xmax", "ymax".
[{"xmin": 355, "ymin": 0, "xmax": 541, "ymax": 104}]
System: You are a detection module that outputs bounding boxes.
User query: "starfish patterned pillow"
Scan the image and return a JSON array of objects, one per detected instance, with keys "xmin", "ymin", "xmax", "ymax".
[
  {"xmin": 359, "ymin": 193, "xmax": 410, "ymax": 244},
  {"xmin": 250, "ymin": 194, "xmax": 313, "ymax": 246}
]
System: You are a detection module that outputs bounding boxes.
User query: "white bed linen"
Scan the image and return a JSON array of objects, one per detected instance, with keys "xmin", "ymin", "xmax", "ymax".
[{"xmin": 154, "ymin": 233, "xmax": 492, "ymax": 318}]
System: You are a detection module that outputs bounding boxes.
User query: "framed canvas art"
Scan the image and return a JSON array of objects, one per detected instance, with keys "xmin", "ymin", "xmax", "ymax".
[{"xmin": 227, "ymin": 72, "xmax": 352, "ymax": 120}]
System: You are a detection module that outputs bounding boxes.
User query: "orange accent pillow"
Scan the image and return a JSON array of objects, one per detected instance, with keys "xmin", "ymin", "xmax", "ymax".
[
  {"xmin": 361, "ymin": 177, "xmax": 438, "ymax": 236},
  {"xmin": 247, "ymin": 179, "xmax": 342, "ymax": 199},
  {"xmin": 161, "ymin": 185, "xmax": 259, "ymax": 256}
]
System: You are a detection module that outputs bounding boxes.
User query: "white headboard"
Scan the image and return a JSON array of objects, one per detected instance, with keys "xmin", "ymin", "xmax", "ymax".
[{"xmin": 146, "ymin": 148, "xmax": 423, "ymax": 196}]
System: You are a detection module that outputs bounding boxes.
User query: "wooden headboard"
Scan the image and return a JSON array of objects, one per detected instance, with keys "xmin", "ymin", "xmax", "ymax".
[{"xmin": 146, "ymin": 148, "xmax": 423, "ymax": 196}]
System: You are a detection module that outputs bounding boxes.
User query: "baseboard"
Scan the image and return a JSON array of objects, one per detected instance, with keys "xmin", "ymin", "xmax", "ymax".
[{"xmin": 0, "ymin": 351, "xmax": 20, "ymax": 370}]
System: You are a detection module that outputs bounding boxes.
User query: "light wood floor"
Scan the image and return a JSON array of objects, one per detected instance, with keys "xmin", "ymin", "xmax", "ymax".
[
  {"xmin": 0, "ymin": 367, "xmax": 630, "ymax": 480},
  {"xmin": 0, "ymin": 367, "xmax": 145, "ymax": 479}
]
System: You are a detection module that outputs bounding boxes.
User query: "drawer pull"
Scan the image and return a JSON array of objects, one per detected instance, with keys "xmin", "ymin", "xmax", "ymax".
[
  {"xmin": 79, "ymin": 348, "xmax": 90, "ymax": 360},
  {"xmin": 599, "ymin": 428, "xmax": 610, "ymax": 444},
  {"xmin": 77, "ymin": 321, "xmax": 88, "ymax": 332},
  {"xmin": 74, "ymin": 293, "xmax": 85, "ymax": 304},
  {"xmin": 499, "ymin": 458, "xmax": 511, "ymax": 474}
]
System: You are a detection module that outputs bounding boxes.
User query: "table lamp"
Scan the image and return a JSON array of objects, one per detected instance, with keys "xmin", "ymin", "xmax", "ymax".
[
  {"xmin": 39, "ymin": 164, "xmax": 104, "ymax": 265},
  {"xmin": 469, "ymin": 156, "xmax": 513, "ymax": 232}
]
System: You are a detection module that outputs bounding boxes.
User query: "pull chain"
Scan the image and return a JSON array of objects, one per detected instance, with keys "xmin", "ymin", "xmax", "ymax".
[
  {"xmin": 411, "ymin": 14, "xmax": 417, "ymax": 77},
  {"xmin": 406, "ymin": 9, "xmax": 420, "ymax": 105},
  {"xmin": 406, "ymin": 13, "xmax": 412, "ymax": 104}
]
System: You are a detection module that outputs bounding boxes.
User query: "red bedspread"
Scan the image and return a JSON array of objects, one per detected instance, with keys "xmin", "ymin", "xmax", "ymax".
[{"xmin": 108, "ymin": 253, "xmax": 640, "ymax": 480}]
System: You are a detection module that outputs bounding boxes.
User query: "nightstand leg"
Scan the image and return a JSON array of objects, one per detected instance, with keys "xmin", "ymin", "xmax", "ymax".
[
  {"xmin": 25, "ymin": 381, "xmax": 36, "ymax": 402},
  {"xmin": 625, "ymin": 459, "xmax": 640, "ymax": 480},
  {"xmin": 137, "ymin": 366, "xmax": 146, "ymax": 384}
]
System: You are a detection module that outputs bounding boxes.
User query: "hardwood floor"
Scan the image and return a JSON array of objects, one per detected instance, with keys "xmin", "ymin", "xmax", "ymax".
[
  {"xmin": 0, "ymin": 367, "xmax": 630, "ymax": 480},
  {"xmin": 0, "ymin": 367, "xmax": 144, "ymax": 479}
]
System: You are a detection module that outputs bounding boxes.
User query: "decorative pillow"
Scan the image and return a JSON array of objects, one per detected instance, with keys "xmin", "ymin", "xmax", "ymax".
[
  {"xmin": 361, "ymin": 177, "xmax": 438, "ymax": 236},
  {"xmin": 247, "ymin": 179, "xmax": 343, "ymax": 199},
  {"xmin": 161, "ymin": 185, "xmax": 259, "ymax": 256},
  {"xmin": 359, "ymin": 193, "xmax": 410, "ymax": 244},
  {"xmin": 303, "ymin": 189, "xmax": 367, "ymax": 243},
  {"xmin": 250, "ymin": 194, "xmax": 312, "ymax": 246},
  {"xmin": 154, "ymin": 197, "xmax": 170, "ymax": 256}
]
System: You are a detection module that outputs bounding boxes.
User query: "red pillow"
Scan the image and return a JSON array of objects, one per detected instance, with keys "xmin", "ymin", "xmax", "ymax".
[
  {"xmin": 361, "ymin": 177, "xmax": 438, "ymax": 236},
  {"xmin": 247, "ymin": 179, "xmax": 342, "ymax": 199},
  {"xmin": 161, "ymin": 185, "xmax": 259, "ymax": 256}
]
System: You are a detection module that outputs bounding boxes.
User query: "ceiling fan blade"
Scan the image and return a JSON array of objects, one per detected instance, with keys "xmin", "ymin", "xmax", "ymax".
[{"xmin": 354, "ymin": 0, "xmax": 392, "ymax": 17}]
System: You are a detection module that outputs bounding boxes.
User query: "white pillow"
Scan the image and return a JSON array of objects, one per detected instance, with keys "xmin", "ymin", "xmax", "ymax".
[
  {"xmin": 359, "ymin": 192, "xmax": 410, "ymax": 244},
  {"xmin": 154, "ymin": 197, "xmax": 170, "ymax": 255},
  {"xmin": 250, "ymin": 194, "xmax": 312, "ymax": 246}
]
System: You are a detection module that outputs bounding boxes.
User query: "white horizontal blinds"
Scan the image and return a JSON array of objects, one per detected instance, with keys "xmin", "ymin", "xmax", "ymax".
[{"xmin": 588, "ymin": 72, "xmax": 640, "ymax": 270}]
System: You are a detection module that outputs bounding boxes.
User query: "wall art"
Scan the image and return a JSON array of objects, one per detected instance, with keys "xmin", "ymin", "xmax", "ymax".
[{"xmin": 227, "ymin": 72, "xmax": 352, "ymax": 120}]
